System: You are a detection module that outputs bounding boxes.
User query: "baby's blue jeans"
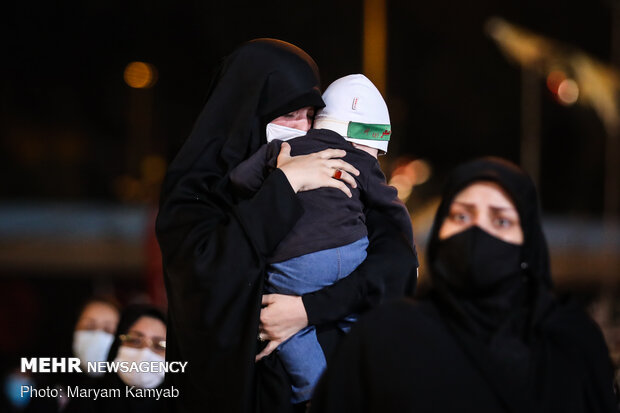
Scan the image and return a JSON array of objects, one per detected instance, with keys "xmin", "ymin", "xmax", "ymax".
[{"xmin": 266, "ymin": 236, "xmax": 369, "ymax": 403}]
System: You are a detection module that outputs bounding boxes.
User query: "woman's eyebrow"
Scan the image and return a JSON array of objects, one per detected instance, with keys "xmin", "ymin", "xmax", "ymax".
[
  {"xmin": 489, "ymin": 205, "xmax": 518, "ymax": 213},
  {"xmin": 451, "ymin": 201, "xmax": 476, "ymax": 210},
  {"xmin": 127, "ymin": 330, "xmax": 145, "ymax": 337}
]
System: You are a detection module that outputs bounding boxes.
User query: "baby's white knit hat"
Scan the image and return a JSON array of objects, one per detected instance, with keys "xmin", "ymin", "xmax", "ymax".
[{"xmin": 314, "ymin": 74, "xmax": 391, "ymax": 154}]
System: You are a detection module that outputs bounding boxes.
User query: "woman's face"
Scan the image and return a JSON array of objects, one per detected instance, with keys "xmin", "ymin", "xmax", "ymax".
[
  {"xmin": 75, "ymin": 302, "xmax": 119, "ymax": 335},
  {"xmin": 439, "ymin": 181, "xmax": 524, "ymax": 245},
  {"xmin": 121, "ymin": 316, "xmax": 167, "ymax": 357},
  {"xmin": 270, "ymin": 106, "xmax": 315, "ymax": 131}
]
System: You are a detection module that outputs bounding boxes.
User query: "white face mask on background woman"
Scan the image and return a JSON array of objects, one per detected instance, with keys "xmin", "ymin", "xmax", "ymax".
[
  {"xmin": 114, "ymin": 346, "xmax": 165, "ymax": 388},
  {"xmin": 72, "ymin": 330, "xmax": 115, "ymax": 377}
]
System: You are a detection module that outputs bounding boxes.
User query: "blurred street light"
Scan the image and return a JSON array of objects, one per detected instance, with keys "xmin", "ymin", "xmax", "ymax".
[
  {"xmin": 486, "ymin": 17, "xmax": 620, "ymax": 219},
  {"xmin": 363, "ymin": 0, "xmax": 387, "ymax": 95},
  {"xmin": 124, "ymin": 61, "xmax": 157, "ymax": 89}
]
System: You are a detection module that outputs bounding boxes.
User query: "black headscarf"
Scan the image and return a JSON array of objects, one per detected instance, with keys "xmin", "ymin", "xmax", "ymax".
[
  {"xmin": 106, "ymin": 304, "xmax": 166, "ymax": 363},
  {"xmin": 428, "ymin": 157, "xmax": 551, "ymax": 287},
  {"xmin": 161, "ymin": 38, "xmax": 324, "ymax": 200},
  {"xmin": 425, "ymin": 157, "xmax": 616, "ymax": 413},
  {"xmin": 427, "ymin": 157, "xmax": 553, "ymax": 336}
]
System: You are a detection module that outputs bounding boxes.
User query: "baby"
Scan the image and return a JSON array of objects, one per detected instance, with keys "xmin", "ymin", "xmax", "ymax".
[{"xmin": 230, "ymin": 74, "xmax": 417, "ymax": 403}]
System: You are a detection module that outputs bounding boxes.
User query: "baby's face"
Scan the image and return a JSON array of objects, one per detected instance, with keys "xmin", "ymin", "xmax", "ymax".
[{"xmin": 351, "ymin": 142, "xmax": 378, "ymax": 158}]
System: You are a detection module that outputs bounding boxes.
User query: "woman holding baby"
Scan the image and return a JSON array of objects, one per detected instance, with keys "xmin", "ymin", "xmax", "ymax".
[{"xmin": 156, "ymin": 39, "xmax": 418, "ymax": 413}]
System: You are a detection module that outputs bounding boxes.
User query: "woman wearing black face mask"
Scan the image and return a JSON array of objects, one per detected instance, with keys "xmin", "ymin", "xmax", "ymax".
[{"xmin": 311, "ymin": 157, "xmax": 617, "ymax": 413}]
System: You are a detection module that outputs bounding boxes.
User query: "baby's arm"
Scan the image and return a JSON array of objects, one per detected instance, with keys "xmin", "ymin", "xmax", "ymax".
[
  {"xmin": 363, "ymin": 159, "xmax": 416, "ymax": 252},
  {"xmin": 229, "ymin": 141, "xmax": 283, "ymax": 197}
]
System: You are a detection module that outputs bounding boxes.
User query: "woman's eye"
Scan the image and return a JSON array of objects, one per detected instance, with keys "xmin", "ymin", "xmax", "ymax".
[
  {"xmin": 494, "ymin": 217, "xmax": 513, "ymax": 228},
  {"xmin": 450, "ymin": 212, "xmax": 469, "ymax": 223},
  {"xmin": 128, "ymin": 337, "xmax": 143, "ymax": 346},
  {"xmin": 80, "ymin": 322, "xmax": 96, "ymax": 331}
]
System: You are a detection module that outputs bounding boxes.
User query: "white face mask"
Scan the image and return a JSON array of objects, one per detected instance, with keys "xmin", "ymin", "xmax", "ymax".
[
  {"xmin": 114, "ymin": 346, "xmax": 165, "ymax": 389},
  {"xmin": 265, "ymin": 122, "xmax": 306, "ymax": 143},
  {"xmin": 72, "ymin": 330, "xmax": 114, "ymax": 377}
]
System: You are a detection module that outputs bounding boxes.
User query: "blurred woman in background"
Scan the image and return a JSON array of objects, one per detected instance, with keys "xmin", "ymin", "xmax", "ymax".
[
  {"xmin": 24, "ymin": 296, "xmax": 121, "ymax": 413},
  {"xmin": 66, "ymin": 304, "xmax": 167, "ymax": 413},
  {"xmin": 72, "ymin": 297, "xmax": 121, "ymax": 375}
]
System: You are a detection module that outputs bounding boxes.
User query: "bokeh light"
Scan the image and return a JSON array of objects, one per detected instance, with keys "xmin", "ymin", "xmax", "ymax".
[
  {"xmin": 557, "ymin": 78, "xmax": 579, "ymax": 105},
  {"xmin": 389, "ymin": 159, "xmax": 432, "ymax": 201},
  {"xmin": 140, "ymin": 155, "xmax": 167, "ymax": 185},
  {"xmin": 546, "ymin": 70, "xmax": 566, "ymax": 94},
  {"xmin": 124, "ymin": 61, "xmax": 157, "ymax": 89},
  {"xmin": 546, "ymin": 70, "xmax": 579, "ymax": 105}
]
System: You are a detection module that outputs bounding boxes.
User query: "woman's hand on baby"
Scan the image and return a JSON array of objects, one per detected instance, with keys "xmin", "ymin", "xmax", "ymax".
[
  {"xmin": 277, "ymin": 142, "xmax": 360, "ymax": 197},
  {"xmin": 255, "ymin": 294, "xmax": 309, "ymax": 362}
]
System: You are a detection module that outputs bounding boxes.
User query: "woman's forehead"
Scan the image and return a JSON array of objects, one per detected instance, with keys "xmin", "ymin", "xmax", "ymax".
[
  {"xmin": 81, "ymin": 301, "xmax": 119, "ymax": 320},
  {"xmin": 129, "ymin": 316, "xmax": 166, "ymax": 337},
  {"xmin": 452, "ymin": 181, "xmax": 517, "ymax": 211}
]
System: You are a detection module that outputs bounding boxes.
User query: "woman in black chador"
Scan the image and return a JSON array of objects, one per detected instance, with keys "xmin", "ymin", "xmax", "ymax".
[
  {"xmin": 155, "ymin": 39, "xmax": 417, "ymax": 413},
  {"xmin": 311, "ymin": 157, "xmax": 617, "ymax": 413}
]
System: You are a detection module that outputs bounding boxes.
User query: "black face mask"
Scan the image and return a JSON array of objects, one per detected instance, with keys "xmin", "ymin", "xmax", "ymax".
[{"xmin": 432, "ymin": 226, "xmax": 523, "ymax": 296}]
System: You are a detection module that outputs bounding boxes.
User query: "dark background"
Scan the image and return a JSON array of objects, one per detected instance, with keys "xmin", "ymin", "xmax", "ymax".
[{"xmin": 0, "ymin": 0, "xmax": 615, "ymax": 213}]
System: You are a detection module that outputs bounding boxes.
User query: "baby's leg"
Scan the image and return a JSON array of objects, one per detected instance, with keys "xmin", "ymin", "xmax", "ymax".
[
  {"xmin": 276, "ymin": 325, "xmax": 326, "ymax": 403},
  {"xmin": 266, "ymin": 248, "xmax": 343, "ymax": 295},
  {"xmin": 265, "ymin": 249, "xmax": 339, "ymax": 403},
  {"xmin": 335, "ymin": 236, "xmax": 370, "ymax": 331},
  {"xmin": 265, "ymin": 238, "xmax": 369, "ymax": 402}
]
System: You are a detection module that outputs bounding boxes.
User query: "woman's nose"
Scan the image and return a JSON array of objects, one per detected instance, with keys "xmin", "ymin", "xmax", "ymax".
[{"xmin": 472, "ymin": 216, "xmax": 493, "ymax": 235}]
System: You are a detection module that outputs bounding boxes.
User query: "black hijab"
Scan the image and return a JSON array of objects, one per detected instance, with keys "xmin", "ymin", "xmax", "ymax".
[
  {"xmin": 101, "ymin": 304, "xmax": 167, "ymax": 395},
  {"xmin": 105, "ymin": 304, "xmax": 166, "ymax": 364},
  {"xmin": 426, "ymin": 157, "xmax": 553, "ymax": 336},
  {"xmin": 428, "ymin": 157, "xmax": 551, "ymax": 288},
  {"xmin": 425, "ymin": 157, "xmax": 616, "ymax": 413},
  {"xmin": 161, "ymin": 38, "xmax": 324, "ymax": 200}
]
